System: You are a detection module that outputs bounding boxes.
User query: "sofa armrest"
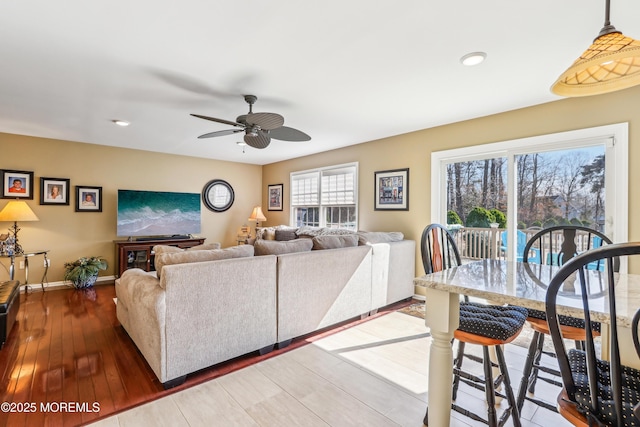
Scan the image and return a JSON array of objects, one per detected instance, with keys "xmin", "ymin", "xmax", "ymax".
[
  {"xmin": 370, "ymin": 240, "xmax": 416, "ymax": 309},
  {"xmin": 115, "ymin": 268, "xmax": 167, "ymax": 379}
]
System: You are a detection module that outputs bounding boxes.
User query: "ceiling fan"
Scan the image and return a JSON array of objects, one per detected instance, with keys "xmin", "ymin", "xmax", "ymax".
[{"xmin": 190, "ymin": 94, "xmax": 311, "ymax": 149}]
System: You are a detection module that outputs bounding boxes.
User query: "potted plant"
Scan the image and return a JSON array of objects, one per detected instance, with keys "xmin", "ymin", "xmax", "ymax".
[{"xmin": 63, "ymin": 256, "xmax": 108, "ymax": 289}]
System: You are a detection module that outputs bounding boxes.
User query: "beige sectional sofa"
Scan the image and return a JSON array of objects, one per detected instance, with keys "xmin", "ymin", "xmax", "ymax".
[
  {"xmin": 116, "ymin": 245, "xmax": 278, "ymax": 388},
  {"xmin": 115, "ymin": 228, "xmax": 415, "ymax": 388},
  {"xmin": 276, "ymin": 245, "xmax": 373, "ymax": 346}
]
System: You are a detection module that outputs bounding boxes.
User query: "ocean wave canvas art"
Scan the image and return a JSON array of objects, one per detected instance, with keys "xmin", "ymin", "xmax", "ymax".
[{"xmin": 117, "ymin": 189, "xmax": 201, "ymax": 237}]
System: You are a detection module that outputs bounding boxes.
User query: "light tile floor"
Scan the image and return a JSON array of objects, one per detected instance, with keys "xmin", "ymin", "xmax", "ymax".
[{"xmin": 88, "ymin": 311, "xmax": 572, "ymax": 427}]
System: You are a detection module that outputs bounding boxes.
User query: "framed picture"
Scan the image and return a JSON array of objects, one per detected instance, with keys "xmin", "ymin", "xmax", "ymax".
[
  {"xmin": 76, "ymin": 186, "xmax": 102, "ymax": 212},
  {"xmin": 1, "ymin": 169, "xmax": 34, "ymax": 199},
  {"xmin": 268, "ymin": 183, "xmax": 283, "ymax": 211},
  {"xmin": 40, "ymin": 177, "xmax": 70, "ymax": 205},
  {"xmin": 374, "ymin": 168, "xmax": 409, "ymax": 211}
]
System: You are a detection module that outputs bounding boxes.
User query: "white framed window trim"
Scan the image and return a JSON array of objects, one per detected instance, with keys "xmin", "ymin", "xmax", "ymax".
[{"xmin": 290, "ymin": 162, "xmax": 359, "ymax": 230}]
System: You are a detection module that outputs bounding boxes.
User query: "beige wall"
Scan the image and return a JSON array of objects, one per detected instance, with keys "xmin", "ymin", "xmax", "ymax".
[
  {"xmin": 2, "ymin": 84, "xmax": 638, "ymax": 283},
  {"xmin": 0, "ymin": 134, "xmax": 262, "ymax": 282},
  {"xmin": 263, "ymin": 84, "xmax": 640, "ymax": 275}
]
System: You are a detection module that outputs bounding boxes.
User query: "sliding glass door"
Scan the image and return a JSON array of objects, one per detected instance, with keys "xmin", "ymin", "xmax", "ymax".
[{"xmin": 432, "ymin": 123, "xmax": 627, "ymax": 266}]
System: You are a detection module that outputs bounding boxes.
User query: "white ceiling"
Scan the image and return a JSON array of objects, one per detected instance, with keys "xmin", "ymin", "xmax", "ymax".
[{"xmin": 2, "ymin": 1, "xmax": 639, "ymax": 165}]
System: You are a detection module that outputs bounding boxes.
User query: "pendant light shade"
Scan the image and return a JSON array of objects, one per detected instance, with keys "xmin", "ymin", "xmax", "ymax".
[{"xmin": 551, "ymin": 0, "xmax": 640, "ymax": 97}]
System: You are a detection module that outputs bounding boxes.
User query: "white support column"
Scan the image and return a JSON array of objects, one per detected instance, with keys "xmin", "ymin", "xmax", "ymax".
[{"xmin": 425, "ymin": 287, "xmax": 460, "ymax": 426}]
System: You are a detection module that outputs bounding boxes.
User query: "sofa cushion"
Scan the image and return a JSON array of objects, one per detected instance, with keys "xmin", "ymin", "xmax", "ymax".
[
  {"xmin": 357, "ymin": 231, "xmax": 404, "ymax": 245},
  {"xmin": 153, "ymin": 242, "xmax": 221, "ymax": 255},
  {"xmin": 312, "ymin": 234, "xmax": 359, "ymax": 250},
  {"xmin": 155, "ymin": 245, "xmax": 254, "ymax": 278},
  {"xmin": 254, "ymin": 238, "xmax": 313, "ymax": 255},
  {"xmin": 275, "ymin": 228, "xmax": 298, "ymax": 241}
]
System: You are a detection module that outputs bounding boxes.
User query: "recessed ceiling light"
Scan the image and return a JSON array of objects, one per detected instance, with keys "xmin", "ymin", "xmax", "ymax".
[
  {"xmin": 460, "ymin": 52, "xmax": 487, "ymax": 66},
  {"xmin": 112, "ymin": 120, "xmax": 130, "ymax": 127}
]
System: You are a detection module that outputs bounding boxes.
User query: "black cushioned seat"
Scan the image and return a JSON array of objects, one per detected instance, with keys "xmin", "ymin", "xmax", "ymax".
[
  {"xmin": 421, "ymin": 223, "xmax": 527, "ymax": 426},
  {"xmin": 568, "ymin": 349, "xmax": 640, "ymax": 426},
  {"xmin": 526, "ymin": 307, "xmax": 601, "ymax": 332},
  {"xmin": 460, "ymin": 302, "xmax": 528, "ymax": 340},
  {"xmin": 0, "ymin": 280, "xmax": 20, "ymax": 349}
]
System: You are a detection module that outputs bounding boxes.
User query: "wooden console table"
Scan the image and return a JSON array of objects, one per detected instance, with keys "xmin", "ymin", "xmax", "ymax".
[{"xmin": 114, "ymin": 238, "xmax": 205, "ymax": 277}]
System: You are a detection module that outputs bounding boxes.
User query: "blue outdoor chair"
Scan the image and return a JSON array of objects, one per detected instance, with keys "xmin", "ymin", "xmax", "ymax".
[{"xmin": 501, "ymin": 230, "xmax": 541, "ymax": 263}]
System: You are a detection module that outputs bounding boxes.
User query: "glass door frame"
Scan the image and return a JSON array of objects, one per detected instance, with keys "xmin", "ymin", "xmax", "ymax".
[{"xmin": 430, "ymin": 122, "xmax": 628, "ymax": 270}]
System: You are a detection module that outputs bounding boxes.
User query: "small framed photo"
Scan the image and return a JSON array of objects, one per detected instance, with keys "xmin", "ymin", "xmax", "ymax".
[
  {"xmin": 40, "ymin": 177, "xmax": 70, "ymax": 205},
  {"xmin": 1, "ymin": 170, "xmax": 34, "ymax": 199},
  {"xmin": 268, "ymin": 183, "xmax": 283, "ymax": 211},
  {"xmin": 374, "ymin": 168, "xmax": 409, "ymax": 211},
  {"xmin": 76, "ymin": 186, "xmax": 102, "ymax": 212}
]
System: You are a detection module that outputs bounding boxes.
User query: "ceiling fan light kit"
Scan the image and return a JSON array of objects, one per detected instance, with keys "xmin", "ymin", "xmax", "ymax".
[
  {"xmin": 551, "ymin": 0, "xmax": 640, "ymax": 97},
  {"xmin": 191, "ymin": 94, "xmax": 311, "ymax": 149}
]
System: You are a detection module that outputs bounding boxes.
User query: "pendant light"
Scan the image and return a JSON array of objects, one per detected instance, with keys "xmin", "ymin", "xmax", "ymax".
[{"xmin": 551, "ymin": 0, "xmax": 640, "ymax": 96}]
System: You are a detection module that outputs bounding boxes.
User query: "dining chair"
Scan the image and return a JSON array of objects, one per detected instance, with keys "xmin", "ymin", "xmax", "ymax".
[
  {"xmin": 517, "ymin": 225, "xmax": 616, "ymax": 413},
  {"xmin": 546, "ymin": 242, "xmax": 640, "ymax": 426},
  {"xmin": 421, "ymin": 223, "xmax": 525, "ymax": 426}
]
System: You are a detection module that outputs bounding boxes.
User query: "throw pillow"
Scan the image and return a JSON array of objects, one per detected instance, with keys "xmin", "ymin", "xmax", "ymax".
[
  {"xmin": 256, "ymin": 227, "xmax": 276, "ymax": 240},
  {"xmin": 155, "ymin": 245, "xmax": 254, "ymax": 279},
  {"xmin": 295, "ymin": 225, "xmax": 324, "ymax": 238},
  {"xmin": 312, "ymin": 234, "xmax": 359, "ymax": 250},
  {"xmin": 357, "ymin": 231, "xmax": 404, "ymax": 245},
  {"xmin": 275, "ymin": 228, "xmax": 298, "ymax": 241},
  {"xmin": 253, "ymin": 238, "xmax": 313, "ymax": 256},
  {"xmin": 296, "ymin": 226, "xmax": 356, "ymax": 238},
  {"xmin": 262, "ymin": 229, "xmax": 276, "ymax": 240}
]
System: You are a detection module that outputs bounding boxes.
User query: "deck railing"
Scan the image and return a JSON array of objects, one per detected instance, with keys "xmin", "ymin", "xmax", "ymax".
[
  {"xmin": 449, "ymin": 226, "xmax": 602, "ymax": 262},
  {"xmin": 449, "ymin": 226, "xmax": 505, "ymax": 261}
]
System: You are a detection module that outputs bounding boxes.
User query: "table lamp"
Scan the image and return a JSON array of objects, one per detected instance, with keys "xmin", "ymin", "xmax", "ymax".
[
  {"xmin": 0, "ymin": 200, "xmax": 39, "ymax": 254},
  {"xmin": 248, "ymin": 206, "xmax": 266, "ymax": 238}
]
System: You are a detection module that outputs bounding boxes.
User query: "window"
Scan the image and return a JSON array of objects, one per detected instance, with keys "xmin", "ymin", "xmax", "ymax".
[
  {"xmin": 431, "ymin": 123, "xmax": 628, "ymax": 269},
  {"xmin": 291, "ymin": 163, "xmax": 358, "ymax": 230}
]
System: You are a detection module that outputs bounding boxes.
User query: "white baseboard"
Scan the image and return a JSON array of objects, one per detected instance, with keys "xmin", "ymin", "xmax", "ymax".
[{"xmin": 20, "ymin": 275, "xmax": 117, "ymax": 293}]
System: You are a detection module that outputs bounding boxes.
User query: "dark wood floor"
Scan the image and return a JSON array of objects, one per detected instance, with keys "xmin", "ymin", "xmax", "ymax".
[{"xmin": 0, "ymin": 284, "xmax": 411, "ymax": 427}]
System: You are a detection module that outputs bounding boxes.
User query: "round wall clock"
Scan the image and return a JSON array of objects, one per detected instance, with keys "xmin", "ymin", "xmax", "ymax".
[{"xmin": 202, "ymin": 179, "xmax": 234, "ymax": 212}]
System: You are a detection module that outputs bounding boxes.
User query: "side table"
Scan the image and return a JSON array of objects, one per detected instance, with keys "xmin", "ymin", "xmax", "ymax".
[{"xmin": 0, "ymin": 250, "xmax": 49, "ymax": 292}]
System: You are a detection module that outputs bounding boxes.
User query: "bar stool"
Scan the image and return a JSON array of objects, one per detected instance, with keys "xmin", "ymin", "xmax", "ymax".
[
  {"xmin": 516, "ymin": 225, "xmax": 616, "ymax": 413},
  {"xmin": 421, "ymin": 224, "xmax": 526, "ymax": 426}
]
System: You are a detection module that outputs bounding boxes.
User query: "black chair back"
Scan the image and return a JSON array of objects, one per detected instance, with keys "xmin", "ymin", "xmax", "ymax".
[
  {"xmin": 420, "ymin": 223, "xmax": 462, "ymax": 274},
  {"xmin": 545, "ymin": 242, "xmax": 640, "ymax": 426},
  {"xmin": 523, "ymin": 225, "xmax": 616, "ymax": 271}
]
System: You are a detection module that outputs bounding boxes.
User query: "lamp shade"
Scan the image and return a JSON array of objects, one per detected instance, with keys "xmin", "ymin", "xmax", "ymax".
[
  {"xmin": 248, "ymin": 206, "xmax": 267, "ymax": 222},
  {"xmin": 552, "ymin": 32, "xmax": 640, "ymax": 96},
  {"xmin": 551, "ymin": 0, "xmax": 640, "ymax": 96},
  {"xmin": 0, "ymin": 201, "xmax": 39, "ymax": 222}
]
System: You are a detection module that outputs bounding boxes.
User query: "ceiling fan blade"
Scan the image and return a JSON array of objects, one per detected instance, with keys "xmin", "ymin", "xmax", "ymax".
[
  {"xmin": 197, "ymin": 129, "xmax": 243, "ymax": 139},
  {"xmin": 244, "ymin": 131, "xmax": 271, "ymax": 149},
  {"xmin": 268, "ymin": 126, "xmax": 311, "ymax": 142},
  {"xmin": 190, "ymin": 113, "xmax": 244, "ymax": 128},
  {"xmin": 246, "ymin": 112, "xmax": 284, "ymax": 130}
]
